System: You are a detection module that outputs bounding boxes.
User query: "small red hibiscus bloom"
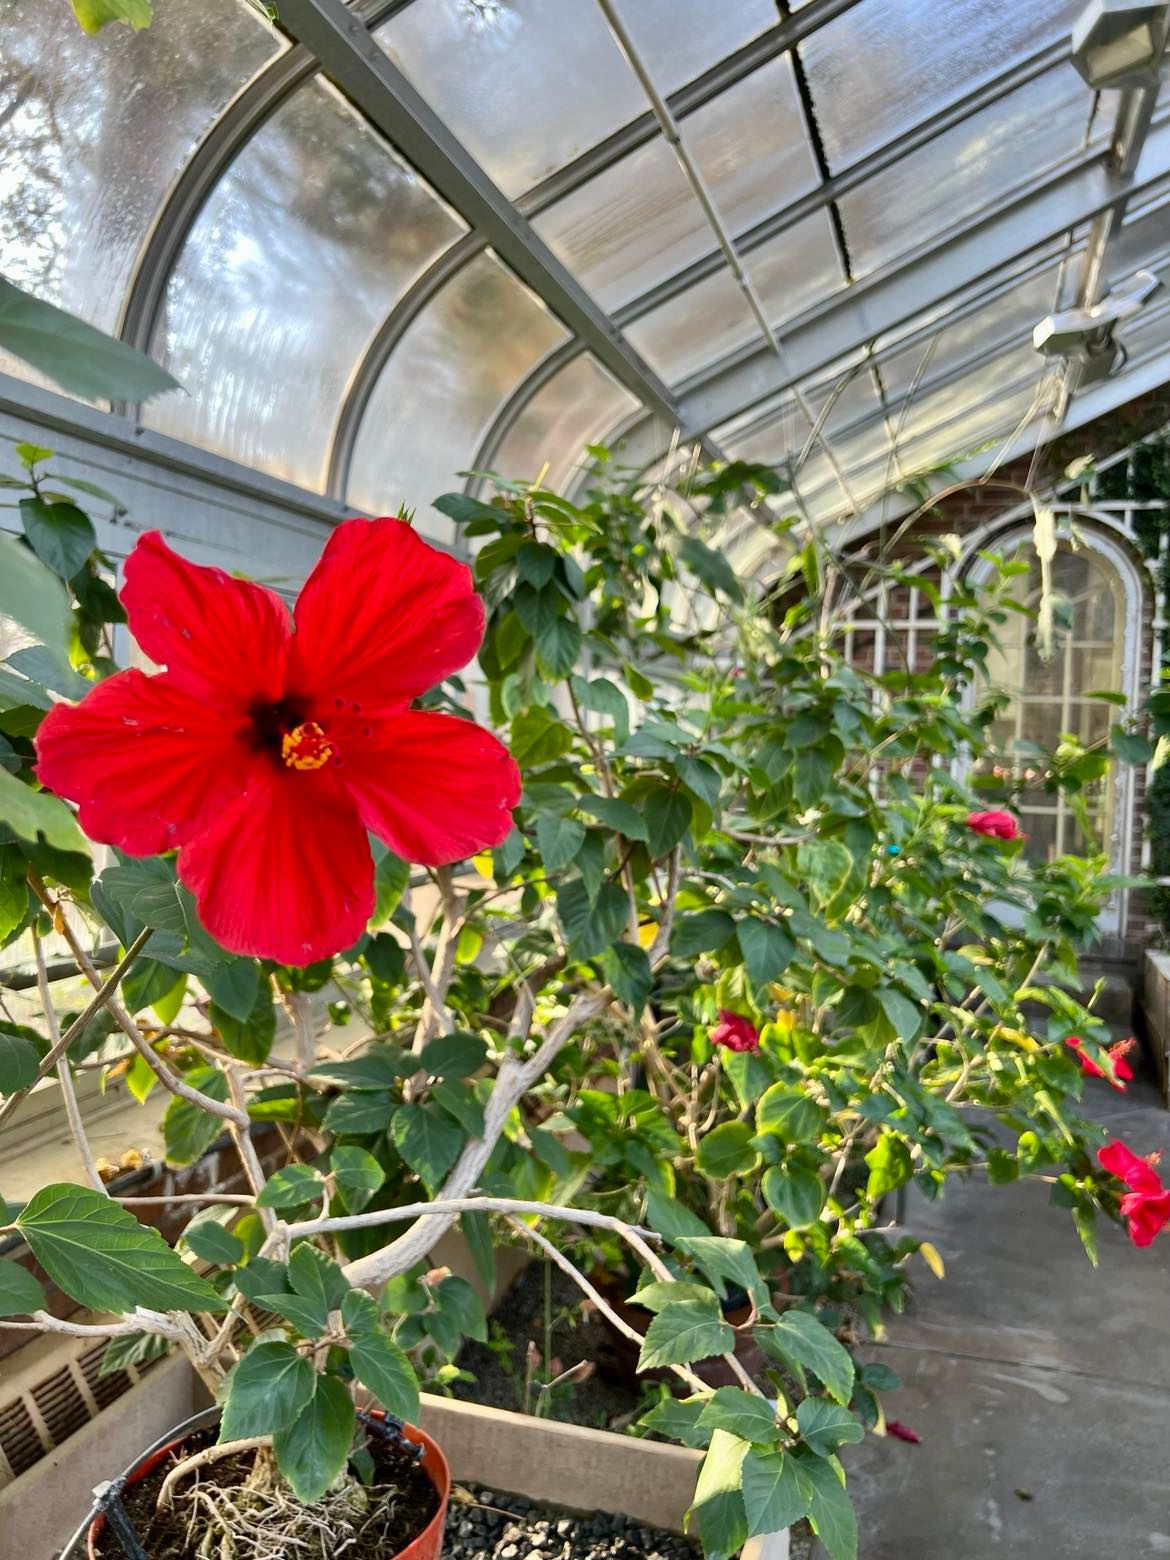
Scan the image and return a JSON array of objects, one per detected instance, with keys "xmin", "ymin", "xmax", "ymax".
[
  {"xmin": 1097, "ymin": 1139, "xmax": 1170, "ymax": 1247},
  {"xmin": 966, "ymin": 809, "xmax": 1022, "ymax": 841},
  {"xmin": 1066, "ymin": 1036, "xmax": 1136, "ymax": 1091},
  {"xmin": 35, "ymin": 520, "xmax": 521, "ymax": 965},
  {"xmin": 711, "ymin": 1011, "xmax": 760, "ymax": 1053}
]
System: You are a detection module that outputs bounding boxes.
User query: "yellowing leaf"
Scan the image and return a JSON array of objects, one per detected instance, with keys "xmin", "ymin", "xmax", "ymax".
[
  {"xmin": 71, "ymin": 0, "xmax": 153, "ymax": 34},
  {"xmin": 638, "ymin": 920, "xmax": 658, "ymax": 949},
  {"xmin": 472, "ymin": 852, "xmax": 494, "ymax": 880},
  {"xmin": 919, "ymin": 1241, "xmax": 945, "ymax": 1280},
  {"xmin": 775, "ymin": 1009, "xmax": 796, "ymax": 1035}
]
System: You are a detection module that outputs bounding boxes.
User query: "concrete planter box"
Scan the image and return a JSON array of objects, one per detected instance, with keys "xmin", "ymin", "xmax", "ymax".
[
  {"xmin": 24, "ymin": 1365, "xmax": 787, "ymax": 1559},
  {"xmin": 1142, "ymin": 948, "xmax": 1170, "ymax": 1103}
]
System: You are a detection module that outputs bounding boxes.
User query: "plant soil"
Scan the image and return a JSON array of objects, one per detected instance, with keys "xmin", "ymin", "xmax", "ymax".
[
  {"xmin": 450, "ymin": 1264, "xmax": 647, "ymax": 1429},
  {"xmin": 446, "ymin": 1483, "xmax": 700, "ymax": 1560},
  {"xmin": 92, "ymin": 1426, "xmax": 440, "ymax": 1560}
]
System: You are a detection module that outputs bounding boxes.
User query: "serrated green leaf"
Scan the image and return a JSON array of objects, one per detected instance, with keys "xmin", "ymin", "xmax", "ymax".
[
  {"xmin": 0, "ymin": 1031, "xmax": 39, "ymax": 1095},
  {"xmin": 350, "ymin": 1328, "xmax": 420, "ymax": 1421},
  {"xmin": 637, "ymin": 1300, "xmax": 733, "ymax": 1370},
  {"xmin": 697, "ymin": 1387, "xmax": 782, "ymax": 1444},
  {"xmin": 182, "ymin": 1219, "xmax": 245, "ymax": 1266},
  {"xmin": 256, "ymin": 1165, "xmax": 327, "ymax": 1211},
  {"xmin": 71, "ymin": 0, "xmax": 153, "ymax": 33},
  {"xmin": 391, "ymin": 1102, "xmax": 463, "ymax": 1190},
  {"xmin": 0, "ymin": 768, "xmax": 86, "ymax": 854},
  {"xmin": 672, "ymin": 909, "xmax": 736, "ymax": 957},
  {"xmin": 696, "ymin": 1121, "xmax": 758, "ymax": 1180},
  {"xmin": 162, "ymin": 1067, "xmax": 229, "ymax": 1166},
  {"xmin": 736, "ymin": 918, "xmax": 795, "ymax": 985},
  {"xmin": 644, "ymin": 786, "xmax": 693, "ymax": 859},
  {"xmin": 0, "ymin": 1257, "xmax": 45, "ymax": 1316},
  {"xmin": 419, "ymin": 1030, "xmax": 487, "ymax": 1080},
  {"xmin": 576, "ymin": 794, "xmax": 648, "ymax": 841},
  {"xmin": 796, "ymin": 1450, "xmax": 857, "ymax": 1560},
  {"xmin": 0, "ymin": 275, "xmax": 177, "ymax": 401},
  {"xmin": 17, "ymin": 1183, "xmax": 224, "ymax": 1314},
  {"xmin": 795, "ymin": 1399, "xmax": 864, "ymax": 1456},
  {"xmin": 762, "ymin": 1165, "xmax": 825, "ymax": 1229},
  {"xmin": 767, "ymin": 1312, "xmax": 855, "ymax": 1406},
  {"xmin": 332, "ymin": 1146, "xmax": 386, "ymax": 1214},
  {"xmin": 600, "ymin": 941, "xmax": 652, "ymax": 1012},
  {"xmin": 756, "ymin": 1084, "xmax": 826, "ymax": 1145},
  {"xmin": 740, "ymin": 1449, "xmax": 810, "ymax": 1537},
  {"xmin": 536, "ymin": 812, "xmax": 586, "ymax": 872},
  {"xmin": 323, "ymin": 1090, "xmax": 395, "ymax": 1135},
  {"xmin": 273, "ymin": 1373, "xmax": 356, "ymax": 1504},
  {"xmin": 19, "ymin": 497, "xmax": 95, "ymax": 580}
]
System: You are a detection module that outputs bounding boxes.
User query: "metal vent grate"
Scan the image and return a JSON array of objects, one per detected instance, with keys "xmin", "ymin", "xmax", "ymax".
[{"xmin": 0, "ymin": 1338, "xmax": 164, "ymax": 1490}]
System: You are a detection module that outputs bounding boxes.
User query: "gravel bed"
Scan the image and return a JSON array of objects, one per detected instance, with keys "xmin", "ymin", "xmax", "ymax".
[{"xmin": 445, "ymin": 1484, "xmax": 701, "ymax": 1560}]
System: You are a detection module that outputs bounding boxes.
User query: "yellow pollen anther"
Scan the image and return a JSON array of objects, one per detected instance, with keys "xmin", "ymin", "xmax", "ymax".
[{"xmin": 281, "ymin": 721, "xmax": 335, "ymax": 771}]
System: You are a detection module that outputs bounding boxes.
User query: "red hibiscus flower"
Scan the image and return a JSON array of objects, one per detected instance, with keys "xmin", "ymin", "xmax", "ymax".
[
  {"xmin": 1097, "ymin": 1139, "xmax": 1170, "ymax": 1247},
  {"xmin": 36, "ymin": 520, "xmax": 521, "ymax": 965},
  {"xmin": 1066, "ymin": 1036, "xmax": 1136, "ymax": 1091},
  {"xmin": 711, "ymin": 1011, "xmax": 760, "ymax": 1053},
  {"xmin": 966, "ymin": 809, "xmax": 1022, "ymax": 840}
]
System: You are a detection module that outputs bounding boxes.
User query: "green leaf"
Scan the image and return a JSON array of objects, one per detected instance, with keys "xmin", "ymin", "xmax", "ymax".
[
  {"xmin": 14, "ymin": 442, "xmax": 52, "ymax": 468},
  {"xmin": 535, "ymin": 812, "xmax": 586, "ymax": 872},
  {"xmin": 434, "ymin": 492, "xmax": 506, "ymax": 527},
  {"xmin": 576, "ymin": 794, "xmax": 648, "ymax": 841},
  {"xmin": 162, "ymin": 1067, "xmax": 229, "ymax": 1166},
  {"xmin": 419, "ymin": 1030, "xmax": 487, "ymax": 1080},
  {"xmin": 645, "ymin": 1187, "xmax": 712, "ymax": 1242},
  {"xmin": 99, "ymin": 1331, "xmax": 170, "ymax": 1376},
  {"xmin": 740, "ymin": 1449, "xmax": 810, "ymax": 1537},
  {"xmin": 0, "ymin": 1031, "xmax": 39, "ymax": 1095},
  {"xmin": 767, "ymin": 1311, "xmax": 855, "ymax": 1406},
  {"xmin": 210, "ymin": 986, "xmax": 275, "ymax": 1065},
  {"xmin": 796, "ymin": 840, "xmax": 854, "ymax": 912},
  {"xmin": 631, "ymin": 1280, "xmax": 715, "ymax": 1313},
  {"xmin": 19, "ymin": 497, "xmax": 95, "ymax": 581},
  {"xmin": 350, "ymin": 1327, "xmax": 421, "ymax": 1421},
  {"xmin": 672, "ymin": 909, "xmax": 736, "ymax": 957},
  {"xmin": 796, "ymin": 1450, "xmax": 857, "ymax": 1560},
  {"xmin": 762, "ymin": 1165, "xmax": 826, "ymax": 1229},
  {"xmin": 433, "ymin": 1273, "xmax": 487, "ymax": 1342},
  {"xmin": 691, "ymin": 1431, "xmax": 750, "ymax": 1560},
  {"xmin": 675, "ymin": 1236, "xmax": 765, "ymax": 1302},
  {"xmin": 1111, "ymin": 725, "xmax": 1154, "ymax": 764},
  {"xmin": 0, "ymin": 1257, "xmax": 45, "ymax": 1316},
  {"xmin": 644, "ymin": 787, "xmax": 692, "ymax": 859},
  {"xmin": 639, "ymin": 1396, "xmax": 712, "ymax": 1449},
  {"xmin": 535, "ymin": 616, "xmax": 582, "ymax": 681},
  {"xmin": 865, "ymin": 1134, "xmax": 913, "ymax": 1199},
  {"xmin": 332, "ymin": 1146, "xmax": 386, "ymax": 1214},
  {"xmin": 311, "ymin": 1050, "xmax": 409, "ymax": 1090},
  {"xmin": 323, "ymin": 1090, "xmax": 395, "ymax": 1135},
  {"xmin": 365, "ymin": 932, "xmax": 407, "ymax": 984},
  {"xmin": 182, "ymin": 1219, "xmax": 245, "ymax": 1266},
  {"xmin": 796, "ymin": 1399, "xmax": 864, "ymax": 1456},
  {"xmin": 16, "ymin": 1183, "xmax": 225, "ymax": 1314},
  {"xmin": 0, "ymin": 534, "xmax": 70, "ymax": 662},
  {"xmin": 516, "ymin": 540, "xmax": 557, "ymax": 587},
  {"xmin": 736, "ymin": 919, "xmax": 795, "ymax": 984},
  {"xmin": 0, "ymin": 275, "xmax": 177, "ymax": 401},
  {"xmin": 697, "ymin": 1387, "xmax": 782, "ymax": 1445},
  {"xmin": 431, "ymin": 1078, "xmax": 486, "ymax": 1139},
  {"xmin": 876, "ymin": 988, "xmax": 924, "ymax": 1042},
  {"xmin": 571, "ymin": 675, "xmax": 630, "ymax": 741},
  {"xmin": 221, "ymin": 1340, "xmax": 316, "ymax": 1441},
  {"xmin": 254, "ymin": 1291, "xmax": 330, "ymax": 1338},
  {"xmin": 756, "ymin": 1084, "xmax": 826, "ymax": 1144},
  {"xmin": 371, "ymin": 846, "xmax": 410, "ymax": 928},
  {"xmin": 600, "ymin": 942, "xmax": 652, "ymax": 1012},
  {"xmin": 0, "ymin": 768, "xmax": 87, "ymax": 854},
  {"xmin": 679, "ymin": 536, "xmax": 744, "ymax": 602},
  {"xmin": 71, "ymin": 0, "xmax": 152, "ymax": 31},
  {"xmin": 257, "ymin": 1165, "xmax": 328, "ymax": 1211},
  {"xmin": 7, "ymin": 645, "xmax": 88, "ymax": 700},
  {"xmin": 391, "ymin": 1102, "xmax": 463, "ymax": 1190},
  {"xmin": 289, "ymin": 1242, "xmax": 349, "ymax": 1315},
  {"xmin": 696, "ymin": 1121, "xmax": 758, "ymax": 1180},
  {"xmin": 273, "ymin": 1373, "xmax": 356, "ymax": 1505},
  {"xmin": 200, "ymin": 958, "xmax": 261, "ymax": 1023},
  {"xmin": 461, "ymin": 1209, "xmax": 496, "ymax": 1293},
  {"xmin": 637, "ymin": 1299, "xmax": 733, "ymax": 1370},
  {"xmin": 557, "ymin": 878, "xmax": 628, "ymax": 959}
]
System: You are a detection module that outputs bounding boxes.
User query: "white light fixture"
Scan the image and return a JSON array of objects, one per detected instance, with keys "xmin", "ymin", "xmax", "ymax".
[
  {"xmin": 1071, "ymin": 1, "xmax": 1170, "ymax": 91},
  {"xmin": 1033, "ymin": 269, "xmax": 1162, "ymax": 381}
]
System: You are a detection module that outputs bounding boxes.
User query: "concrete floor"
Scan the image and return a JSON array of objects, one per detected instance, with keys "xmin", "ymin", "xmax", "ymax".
[{"xmin": 835, "ymin": 1075, "xmax": 1170, "ymax": 1558}]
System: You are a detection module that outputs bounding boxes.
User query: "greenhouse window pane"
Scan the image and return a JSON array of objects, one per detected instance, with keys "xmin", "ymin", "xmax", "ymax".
[
  {"xmin": 348, "ymin": 252, "xmax": 568, "ymax": 541},
  {"xmin": 799, "ymin": 0, "xmax": 1082, "ymax": 170},
  {"xmin": 493, "ymin": 355, "xmax": 639, "ymax": 494},
  {"xmin": 0, "ymin": 0, "xmax": 279, "ymax": 388},
  {"xmin": 720, "ymin": 362, "xmax": 882, "ymax": 467},
  {"xmin": 839, "ymin": 67, "xmax": 1112, "ymax": 278},
  {"xmin": 533, "ymin": 55, "xmax": 817, "ymax": 310},
  {"xmin": 626, "ymin": 210, "xmax": 842, "ymax": 383},
  {"xmin": 892, "ymin": 343, "xmax": 1043, "ymax": 446},
  {"xmin": 376, "ymin": 0, "xmax": 776, "ymax": 200},
  {"xmin": 895, "ymin": 370, "xmax": 1047, "ymax": 476},
  {"xmin": 145, "ymin": 77, "xmax": 465, "ymax": 493},
  {"xmin": 876, "ymin": 271, "xmax": 1059, "ymax": 398}
]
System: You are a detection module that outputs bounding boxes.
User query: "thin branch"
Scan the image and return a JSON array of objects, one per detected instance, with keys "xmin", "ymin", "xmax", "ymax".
[
  {"xmin": 289, "ymin": 1194, "xmax": 661, "ymax": 1245},
  {"xmin": 1, "ymin": 1308, "xmax": 184, "ymax": 1340},
  {"xmin": 114, "ymin": 1193, "xmax": 256, "ymax": 1207},
  {"xmin": 0, "ymin": 925, "xmax": 153, "ymax": 1133},
  {"xmin": 32, "ymin": 929, "xmax": 104, "ymax": 1194}
]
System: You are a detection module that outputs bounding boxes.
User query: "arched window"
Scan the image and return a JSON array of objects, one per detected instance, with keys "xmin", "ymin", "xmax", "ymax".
[{"xmin": 973, "ymin": 528, "xmax": 1139, "ymax": 866}]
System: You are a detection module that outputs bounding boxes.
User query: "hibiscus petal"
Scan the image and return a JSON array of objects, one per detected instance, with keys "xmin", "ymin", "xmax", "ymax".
[
  {"xmin": 1098, "ymin": 1138, "xmax": 1165, "ymax": 1196},
  {"xmin": 178, "ymin": 769, "xmax": 373, "ymax": 965},
  {"xmin": 35, "ymin": 670, "xmax": 249, "ymax": 855},
  {"xmin": 288, "ymin": 518, "xmax": 485, "ymax": 711},
  {"xmin": 337, "ymin": 708, "xmax": 520, "ymax": 866},
  {"xmin": 1120, "ymin": 1189, "xmax": 1170, "ymax": 1247},
  {"xmin": 121, "ymin": 531, "xmax": 291, "ymax": 706}
]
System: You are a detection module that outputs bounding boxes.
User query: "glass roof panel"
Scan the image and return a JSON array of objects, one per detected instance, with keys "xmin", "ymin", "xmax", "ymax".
[
  {"xmin": 348, "ymin": 251, "xmax": 568, "ymax": 542},
  {"xmin": 799, "ymin": 0, "xmax": 1082, "ymax": 170},
  {"xmin": 145, "ymin": 77, "xmax": 465, "ymax": 492},
  {"xmin": 719, "ymin": 363, "xmax": 883, "ymax": 466},
  {"xmin": 0, "ymin": 0, "xmax": 279, "ymax": 388},
  {"xmin": 376, "ymin": 0, "xmax": 777, "ymax": 200},
  {"xmin": 532, "ymin": 55, "xmax": 817, "ymax": 310},
  {"xmin": 892, "ymin": 341, "xmax": 1044, "ymax": 447},
  {"xmin": 626, "ymin": 209, "xmax": 843, "ymax": 383},
  {"xmin": 493, "ymin": 354, "xmax": 639, "ymax": 494},
  {"xmin": 839, "ymin": 67, "xmax": 1109, "ymax": 277}
]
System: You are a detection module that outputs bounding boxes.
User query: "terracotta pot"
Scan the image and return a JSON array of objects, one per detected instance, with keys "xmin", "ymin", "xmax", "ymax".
[{"xmin": 80, "ymin": 1406, "xmax": 450, "ymax": 1560}]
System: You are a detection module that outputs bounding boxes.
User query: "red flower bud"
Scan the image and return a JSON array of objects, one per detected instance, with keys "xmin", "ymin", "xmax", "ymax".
[
  {"xmin": 711, "ymin": 1011, "xmax": 760, "ymax": 1053},
  {"xmin": 966, "ymin": 809, "xmax": 1021, "ymax": 841}
]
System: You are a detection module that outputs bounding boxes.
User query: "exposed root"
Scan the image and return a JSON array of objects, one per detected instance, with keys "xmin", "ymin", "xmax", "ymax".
[{"xmin": 176, "ymin": 1466, "xmax": 401, "ymax": 1560}]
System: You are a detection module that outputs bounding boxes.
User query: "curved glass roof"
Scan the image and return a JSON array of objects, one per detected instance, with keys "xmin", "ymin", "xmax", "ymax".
[{"xmin": 1, "ymin": 0, "xmax": 1169, "ymax": 546}]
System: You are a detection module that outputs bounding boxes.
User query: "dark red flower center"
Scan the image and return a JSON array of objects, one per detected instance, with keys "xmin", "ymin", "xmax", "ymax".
[{"xmin": 248, "ymin": 698, "xmax": 337, "ymax": 772}]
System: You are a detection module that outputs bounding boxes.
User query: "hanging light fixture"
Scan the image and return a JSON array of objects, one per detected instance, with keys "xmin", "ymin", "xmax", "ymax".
[{"xmin": 1070, "ymin": 1, "xmax": 1170, "ymax": 91}]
